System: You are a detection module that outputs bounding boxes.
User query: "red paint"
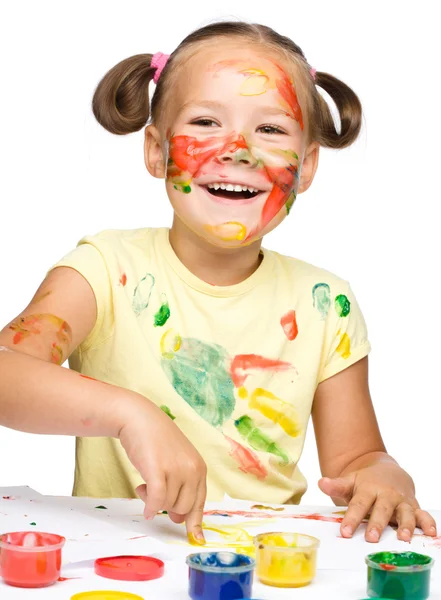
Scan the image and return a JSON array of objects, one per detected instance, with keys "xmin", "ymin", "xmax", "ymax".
[
  {"xmin": 280, "ymin": 310, "xmax": 298, "ymax": 341},
  {"xmin": 94, "ymin": 555, "xmax": 164, "ymax": 581},
  {"xmin": 230, "ymin": 354, "xmax": 292, "ymax": 387},
  {"xmin": 379, "ymin": 563, "xmax": 397, "ymax": 571},
  {"xmin": 275, "ymin": 73, "xmax": 304, "ymax": 130},
  {"xmin": 58, "ymin": 576, "xmax": 80, "ymax": 581},
  {"xmin": 79, "ymin": 374, "xmax": 110, "ymax": 385},
  {"xmin": 258, "ymin": 163, "xmax": 298, "ymax": 234},
  {"xmin": 168, "ymin": 135, "xmax": 226, "ymax": 177},
  {"xmin": 120, "ymin": 273, "xmax": 127, "ymax": 286},
  {"xmin": 203, "ymin": 509, "xmax": 344, "ymax": 522},
  {"xmin": 225, "ymin": 435, "xmax": 267, "ymax": 480},
  {"xmin": 0, "ymin": 531, "xmax": 65, "ymax": 588}
]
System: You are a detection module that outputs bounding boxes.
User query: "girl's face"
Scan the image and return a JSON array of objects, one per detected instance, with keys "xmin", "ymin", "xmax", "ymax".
[{"xmin": 146, "ymin": 43, "xmax": 318, "ymax": 248}]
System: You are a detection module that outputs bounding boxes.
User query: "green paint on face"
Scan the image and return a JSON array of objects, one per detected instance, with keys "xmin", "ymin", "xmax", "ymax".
[
  {"xmin": 132, "ymin": 273, "xmax": 155, "ymax": 317},
  {"xmin": 160, "ymin": 405, "xmax": 176, "ymax": 420},
  {"xmin": 334, "ymin": 294, "xmax": 351, "ymax": 317},
  {"xmin": 161, "ymin": 338, "xmax": 235, "ymax": 427},
  {"xmin": 234, "ymin": 415, "xmax": 289, "ymax": 464},
  {"xmin": 312, "ymin": 283, "xmax": 331, "ymax": 319},
  {"xmin": 286, "ymin": 191, "xmax": 296, "ymax": 214},
  {"xmin": 154, "ymin": 302, "xmax": 170, "ymax": 327}
]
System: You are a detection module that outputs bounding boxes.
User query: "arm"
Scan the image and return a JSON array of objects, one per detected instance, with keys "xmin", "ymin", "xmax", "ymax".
[{"xmin": 312, "ymin": 356, "xmax": 436, "ymax": 541}]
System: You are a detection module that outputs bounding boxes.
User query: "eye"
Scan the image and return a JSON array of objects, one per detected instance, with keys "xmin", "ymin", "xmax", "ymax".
[
  {"xmin": 258, "ymin": 125, "xmax": 286, "ymax": 135},
  {"xmin": 190, "ymin": 118, "xmax": 219, "ymax": 127}
]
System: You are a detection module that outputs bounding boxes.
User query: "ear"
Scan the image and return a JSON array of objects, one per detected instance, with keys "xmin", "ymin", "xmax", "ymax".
[
  {"xmin": 144, "ymin": 125, "xmax": 166, "ymax": 178},
  {"xmin": 298, "ymin": 141, "xmax": 320, "ymax": 194}
]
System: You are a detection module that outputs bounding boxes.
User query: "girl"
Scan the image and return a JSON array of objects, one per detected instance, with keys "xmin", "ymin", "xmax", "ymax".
[{"xmin": 0, "ymin": 21, "xmax": 436, "ymax": 547}]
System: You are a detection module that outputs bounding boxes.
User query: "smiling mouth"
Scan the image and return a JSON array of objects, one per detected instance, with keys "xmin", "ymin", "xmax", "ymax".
[{"xmin": 202, "ymin": 182, "xmax": 263, "ymax": 201}]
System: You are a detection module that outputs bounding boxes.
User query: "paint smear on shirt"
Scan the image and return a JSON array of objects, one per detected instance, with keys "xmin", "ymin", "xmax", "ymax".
[
  {"xmin": 234, "ymin": 415, "xmax": 290, "ymax": 463},
  {"xmin": 225, "ymin": 435, "xmax": 267, "ymax": 480},
  {"xmin": 132, "ymin": 273, "xmax": 155, "ymax": 316},
  {"xmin": 336, "ymin": 330, "xmax": 351, "ymax": 359},
  {"xmin": 280, "ymin": 309, "xmax": 298, "ymax": 341},
  {"xmin": 312, "ymin": 283, "xmax": 331, "ymax": 319},
  {"xmin": 230, "ymin": 354, "xmax": 292, "ymax": 388},
  {"xmin": 248, "ymin": 388, "xmax": 301, "ymax": 437}
]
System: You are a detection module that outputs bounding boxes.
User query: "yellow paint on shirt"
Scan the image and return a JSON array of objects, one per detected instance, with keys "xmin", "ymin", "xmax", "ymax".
[
  {"xmin": 160, "ymin": 329, "xmax": 182, "ymax": 359},
  {"xmin": 249, "ymin": 388, "xmax": 301, "ymax": 437},
  {"xmin": 336, "ymin": 332, "xmax": 351, "ymax": 359}
]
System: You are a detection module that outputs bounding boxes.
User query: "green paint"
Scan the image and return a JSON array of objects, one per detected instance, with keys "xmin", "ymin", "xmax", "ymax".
[
  {"xmin": 161, "ymin": 338, "xmax": 235, "ymax": 427},
  {"xmin": 182, "ymin": 184, "xmax": 191, "ymax": 193},
  {"xmin": 366, "ymin": 551, "xmax": 434, "ymax": 600},
  {"xmin": 334, "ymin": 294, "xmax": 350, "ymax": 317},
  {"xmin": 95, "ymin": 505, "xmax": 107, "ymax": 510},
  {"xmin": 160, "ymin": 405, "xmax": 176, "ymax": 420},
  {"xmin": 234, "ymin": 415, "xmax": 289, "ymax": 464},
  {"xmin": 29, "ymin": 522, "xmax": 36, "ymax": 526},
  {"xmin": 154, "ymin": 302, "xmax": 170, "ymax": 327},
  {"xmin": 132, "ymin": 273, "xmax": 155, "ymax": 317},
  {"xmin": 286, "ymin": 191, "xmax": 296, "ymax": 214},
  {"xmin": 312, "ymin": 283, "xmax": 331, "ymax": 319}
]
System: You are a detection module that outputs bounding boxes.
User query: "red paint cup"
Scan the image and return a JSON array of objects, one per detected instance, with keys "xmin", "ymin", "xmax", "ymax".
[{"xmin": 0, "ymin": 531, "xmax": 65, "ymax": 587}]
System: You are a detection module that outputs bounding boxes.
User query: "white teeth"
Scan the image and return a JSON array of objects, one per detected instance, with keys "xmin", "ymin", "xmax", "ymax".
[
  {"xmin": 226, "ymin": 184, "xmax": 235, "ymax": 191},
  {"xmin": 207, "ymin": 183, "xmax": 260, "ymax": 193},
  {"xmin": 234, "ymin": 185, "xmax": 242, "ymax": 192}
]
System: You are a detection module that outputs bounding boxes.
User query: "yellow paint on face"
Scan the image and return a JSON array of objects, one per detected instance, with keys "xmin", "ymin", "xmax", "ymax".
[
  {"xmin": 204, "ymin": 221, "xmax": 247, "ymax": 241},
  {"xmin": 239, "ymin": 69, "xmax": 269, "ymax": 96},
  {"xmin": 160, "ymin": 328, "xmax": 182, "ymax": 358},
  {"xmin": 336, "ymin": 332, "xmax": 351, "ymax": 359},
  {"xmin": 249, "ymin": 388, "xmax": 301, "ymax": 437},
  {"xmin": 255, "ymin": 532, "xmax": 318, "ymax": 588}
]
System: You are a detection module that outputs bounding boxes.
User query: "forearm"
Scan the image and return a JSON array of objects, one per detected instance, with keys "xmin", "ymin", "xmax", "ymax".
[{"xmin": 0, "ymin": 348, "xmax": 142, "ymax": 438}]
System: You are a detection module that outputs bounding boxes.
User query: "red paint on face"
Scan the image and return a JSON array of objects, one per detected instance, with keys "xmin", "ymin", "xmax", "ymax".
[
  {"xmin": 230, "ymin": 354, "xmax": 292, "ymax": 387},
  {"xmin": 168, "ymin": 135, "xmax": 227, "ymax": 177},
  {"xmin": 281, "ymin": 310, "xmax": 298, "ymax": 341},
  {"xmin": 275, "ymin": 72, "xmax": 304, "ymax": 130}
]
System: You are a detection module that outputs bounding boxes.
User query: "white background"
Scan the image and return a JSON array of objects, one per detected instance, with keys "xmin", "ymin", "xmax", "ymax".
[{"xmin": 0, "ymin": 1, "xmax": 439, "ymax": 508}]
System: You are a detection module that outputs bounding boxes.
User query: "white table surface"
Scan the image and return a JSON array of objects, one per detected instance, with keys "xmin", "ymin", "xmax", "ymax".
[{"xmin": 1, "ymin": 487, "xmax": 440, "ymax": 599}]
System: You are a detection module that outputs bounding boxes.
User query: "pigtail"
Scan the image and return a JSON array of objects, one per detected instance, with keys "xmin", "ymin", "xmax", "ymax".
[
  {"xmin": 313, "ymin": 71, "xmax": 363, "ymax": 149},
  {"xmin": 92, "ymin": 54, "xmax": 156, "ymax": 135}
]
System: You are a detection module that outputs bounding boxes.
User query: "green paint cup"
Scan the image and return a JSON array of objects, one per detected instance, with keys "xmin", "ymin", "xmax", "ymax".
[{"xmin": 365, "ymin": 551, "xmax": 434, "ymax": 599}]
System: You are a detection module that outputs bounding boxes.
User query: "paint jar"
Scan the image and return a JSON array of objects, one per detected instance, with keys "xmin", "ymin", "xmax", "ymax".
[
  {"xmin": 365, "ymin": 551, "xmax": 434, "ymax": 600},
  {"xmin": 254, "ymin": 532, "xmax": 319, "ymax": 587},
  {"xmin": 0, "ymin": 531, "xmax": 65, "ymax": 588},
  {"xmin": 186, "ymin": 551, "xmax": 255, "ymax": 600}
]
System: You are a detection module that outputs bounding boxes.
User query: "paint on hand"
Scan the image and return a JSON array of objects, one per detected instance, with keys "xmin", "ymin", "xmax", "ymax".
[
  {"xmin": 225, "ymin": 435, "xmax": 268, "ymax": 480},
  {"xmin": 8, "ymin": 313, "xmax": 72, "ymax": 365},
  {"xmin": 160, "ymin": 405, "xmax": 176, "ymax": 420},
  {"xmin": 154, "ymin": 297, "xmax": 171, "ymax": 327},
  {"xmin": 334, "ymin": 294, "xmax": 350, "ymax": 317},
  {"xmin": 161, "ymin": 335, "xmax": 235, "ymax": 427},
  {"xmin": 132, "ymin": 273, "xmax": 155, "ymax": 316},
  {"xmin": 248, "ymin": 388, "xmax": 301, "ymax": 437},
  {"xmin": 312, "ymin": 283, "xmax": 331, "ymax": 319},
  {"xmin": 280, "ymin": 309, "xmax": 298, "ymax": 341},
  {"xmin": 336, "ymin": 330, "xmax": 351, "ymax": 359},
  {"xmin": 230, "ymin": 354, "xmax": 292, "ymax": 388},
  {"xmin": 204, "ymin": 221, "xmax": 247, "ymax": 241},
  {"xmin": 234, "ymin": 415, "xmax": 290, "ymax": 463}
]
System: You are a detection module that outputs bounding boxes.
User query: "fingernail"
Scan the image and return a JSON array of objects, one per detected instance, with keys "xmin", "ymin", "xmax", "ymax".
[
  {"xmin": 369, "ymin": 528, "xmax": 380, "ymax": 541},
  {"xmin": 430, "ymin": 526, "xmax": 436, "ymax": 536},
  {"xmin": 342, "ymin": 525, "xmax": 353, "ymax": 537},
  {"xmin": 188, "ymin": 532, "xmax": 206, "ymax": 546},
  {"xmin": 401, "ymin": 528, "xmax": 411, "ymax": 539}
]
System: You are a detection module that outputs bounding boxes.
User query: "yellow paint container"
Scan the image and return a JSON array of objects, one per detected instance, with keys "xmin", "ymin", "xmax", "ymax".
[{"xmin": 254, "ymin": 532, "xmax": 319, "ymax": 588}]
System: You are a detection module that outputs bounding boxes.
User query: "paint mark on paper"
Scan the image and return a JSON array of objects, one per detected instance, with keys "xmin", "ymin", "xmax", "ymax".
[
  {"xmin": 251, "ymin": 504, "xmax": 284, "ymax": 511},
  {"xmin": 95, "ymin": 505, "xmax": 107, "ymax": 510}
]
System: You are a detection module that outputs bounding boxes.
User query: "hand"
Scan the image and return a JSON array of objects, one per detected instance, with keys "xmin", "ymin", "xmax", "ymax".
[
  {"xmin": 118, "ymin": 394, "xmax": 207, "ymax": 544},
  {"xmin": 318, "ymin": 461, "xmax": 437, "ymax": 542}
]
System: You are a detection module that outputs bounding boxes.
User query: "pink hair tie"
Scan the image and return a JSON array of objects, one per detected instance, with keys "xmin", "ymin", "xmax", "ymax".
[
  {"xmin": 151, "ymin": 52, "xmax": 170, "ymax": 83},
  {"xmin": 309, "ymin": 67, "xmax": 317, "ymax": 81}
]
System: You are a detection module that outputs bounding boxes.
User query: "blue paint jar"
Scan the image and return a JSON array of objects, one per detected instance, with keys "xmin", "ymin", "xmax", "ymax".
[{"xmin": 186, "ymin": 551, "xmax": 255, "ymax": 600}]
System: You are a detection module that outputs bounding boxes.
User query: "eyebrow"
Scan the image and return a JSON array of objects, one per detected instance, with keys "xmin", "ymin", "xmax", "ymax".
[{"xmin": 178, "ymin": 101, "xmax": 296, "ymax": 119}]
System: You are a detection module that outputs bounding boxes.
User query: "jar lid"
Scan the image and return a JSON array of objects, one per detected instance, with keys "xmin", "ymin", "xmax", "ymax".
[{"xmin": 94, "ymin": 555, "xmax": 164, "ymax": 581}]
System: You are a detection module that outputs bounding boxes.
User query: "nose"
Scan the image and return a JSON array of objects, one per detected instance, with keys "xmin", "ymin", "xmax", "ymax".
[{"xmin": 217, "ymin": 135, "xmax": 258, "ymax": 167}]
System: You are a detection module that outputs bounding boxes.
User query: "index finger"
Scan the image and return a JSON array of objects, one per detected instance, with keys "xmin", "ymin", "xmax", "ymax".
[{"xmin": 185, "ymin": 479, "xmax": 207, "ymax": 546}]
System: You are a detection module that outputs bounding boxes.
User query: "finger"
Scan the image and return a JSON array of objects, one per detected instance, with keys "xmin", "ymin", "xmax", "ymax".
[
  {"xmin": 365, "ymin": 495, "xmax": 396, "ymax": 542},
  {"xmin": 395, "ymin": 502, "xmax": 416, "ymax": 542},
  {"xmin": 169, "ymin": 475, "xmax": 198, "ymax": 517},
  {"xmin": 318, "ymin": 476, "xmax": 354, "ymax": 504},
  {"xmin": 143, "ymin": 475, "xmax": 167, "ymax": 519},
  {"xmin": 163, "ymin": 474, "xmax": 183, "ymax": 515},
  {"xmin": 185, "ymin": 479, "xmax": 207, "ymax": 546},
  {"xmin": 415, "ymin": 508, "xmax": 437, "ymax": 537},
  {"xmin": 341, "ymin": 491, "xmax": 376, "ymax": 538},
  {"xmin": 135, "ymin": 484, "xmax": 147, "ymax": 502},
  {"xmin": 168, "ymin": 511, "xmax": 186, "ymax": 524}
]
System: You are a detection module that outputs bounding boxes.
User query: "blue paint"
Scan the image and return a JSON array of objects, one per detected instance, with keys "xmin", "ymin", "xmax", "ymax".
[{"xmin": 187, "ymin": 552, "xmax": 255, "ymax": 600}]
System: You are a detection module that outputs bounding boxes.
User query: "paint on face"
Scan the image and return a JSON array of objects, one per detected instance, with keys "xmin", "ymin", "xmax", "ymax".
[
  {"xmin": 247, "ymin": 388, "xmax": 301, "ymax": 437},
  {"xmin": 312, "ymin": 283, "xmax": 331, "ymax": 319},
  {"xmin": 336, "ymin": 330, "xmax": 351, "ymax": 359},
  {"xmin": 334, "ymin": 294, "xmax": 350, "ymax": 317},
  {"xmin": 160, "ymin": 405, "xmax": 176, "ymax": 420},
  {"xmin": 224, "ymin": 435, "xmax": 268, "ymax": 480},
  {"xmin": 280, "ymin": 309, "xmax": 298, "ymax": 341},
  {"xmin": 160, "ymin": 332, "xmax": 235, "ymax": 427},
  {"xmin": 230, "ymin": 354, "xmax": 293, "ymax": 388},
  {"xmin": 132, "ymin": 273, "xmax": 155, "ymax": 317},
  {"xmin": 8, "ymin": 314, "xmax": 72, "ymax": 365},
  {"xmin": 234, "ymin": 415, "xmax": 290, "ymax": 463},
  {"xmin": 154, "ymin": 295, "xmax": 171, "ymax": 327}
]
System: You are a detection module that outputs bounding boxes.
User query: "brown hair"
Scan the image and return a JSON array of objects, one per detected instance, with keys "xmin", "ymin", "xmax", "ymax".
[{"xmin": 92, "ymin": 21, "xmax": 362, "ymax": 149}]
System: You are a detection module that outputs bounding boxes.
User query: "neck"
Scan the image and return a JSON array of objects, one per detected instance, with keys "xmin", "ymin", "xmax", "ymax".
[{"xmin": 168, "ymin": 217, "xmax": 263, "ymax": 286}]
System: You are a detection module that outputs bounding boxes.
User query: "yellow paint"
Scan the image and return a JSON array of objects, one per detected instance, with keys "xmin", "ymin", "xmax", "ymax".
[
  {"xmin": 239, "ymin": 69, "xmax": 269, "ymax": 96},
  {"xmin": 255, "ymin": 532, "xmax": 318, "ymax": 588},
  {"xmin": 238, "ymin": 386, "xmax": 248, "ymax": 399},
  {"xmin": 188, "ymin": 532, "xmax": 206, "ymax": 546},
  {"xmin": 249, "ymin": 388, "xmax": 301, "ymax": 437},
  {"xmin": 205, "ymin": 222, "xmax": 247, "ymax": 241},
  {"xmin": 251, "ymin": 504, "xmax": 284, "ymax": 512},
  {"xmin": 336, "ymin": 332, "xmax": 351, "ymax": 359},
  {"xmin": 160, "ymin": 328, "xmax": 182, "ymax": 359},
  {"xmin": 70, "ymin": 592, "xmax": 144, "ymax": 600}
]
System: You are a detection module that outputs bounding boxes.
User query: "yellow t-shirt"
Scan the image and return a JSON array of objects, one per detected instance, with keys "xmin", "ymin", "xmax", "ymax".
[{"xmin": 54, "ymin": 227, "xmax": 371, "ymax": 503}]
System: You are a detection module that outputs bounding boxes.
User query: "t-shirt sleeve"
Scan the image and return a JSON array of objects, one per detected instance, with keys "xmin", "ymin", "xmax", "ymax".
[
  {"xmin": 49, "ymin": 241, "xmax": 114, "ymax": 352},
  {"xmin": 317, "ymin": 281, "xmax": 371, "ymax": 383}
]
